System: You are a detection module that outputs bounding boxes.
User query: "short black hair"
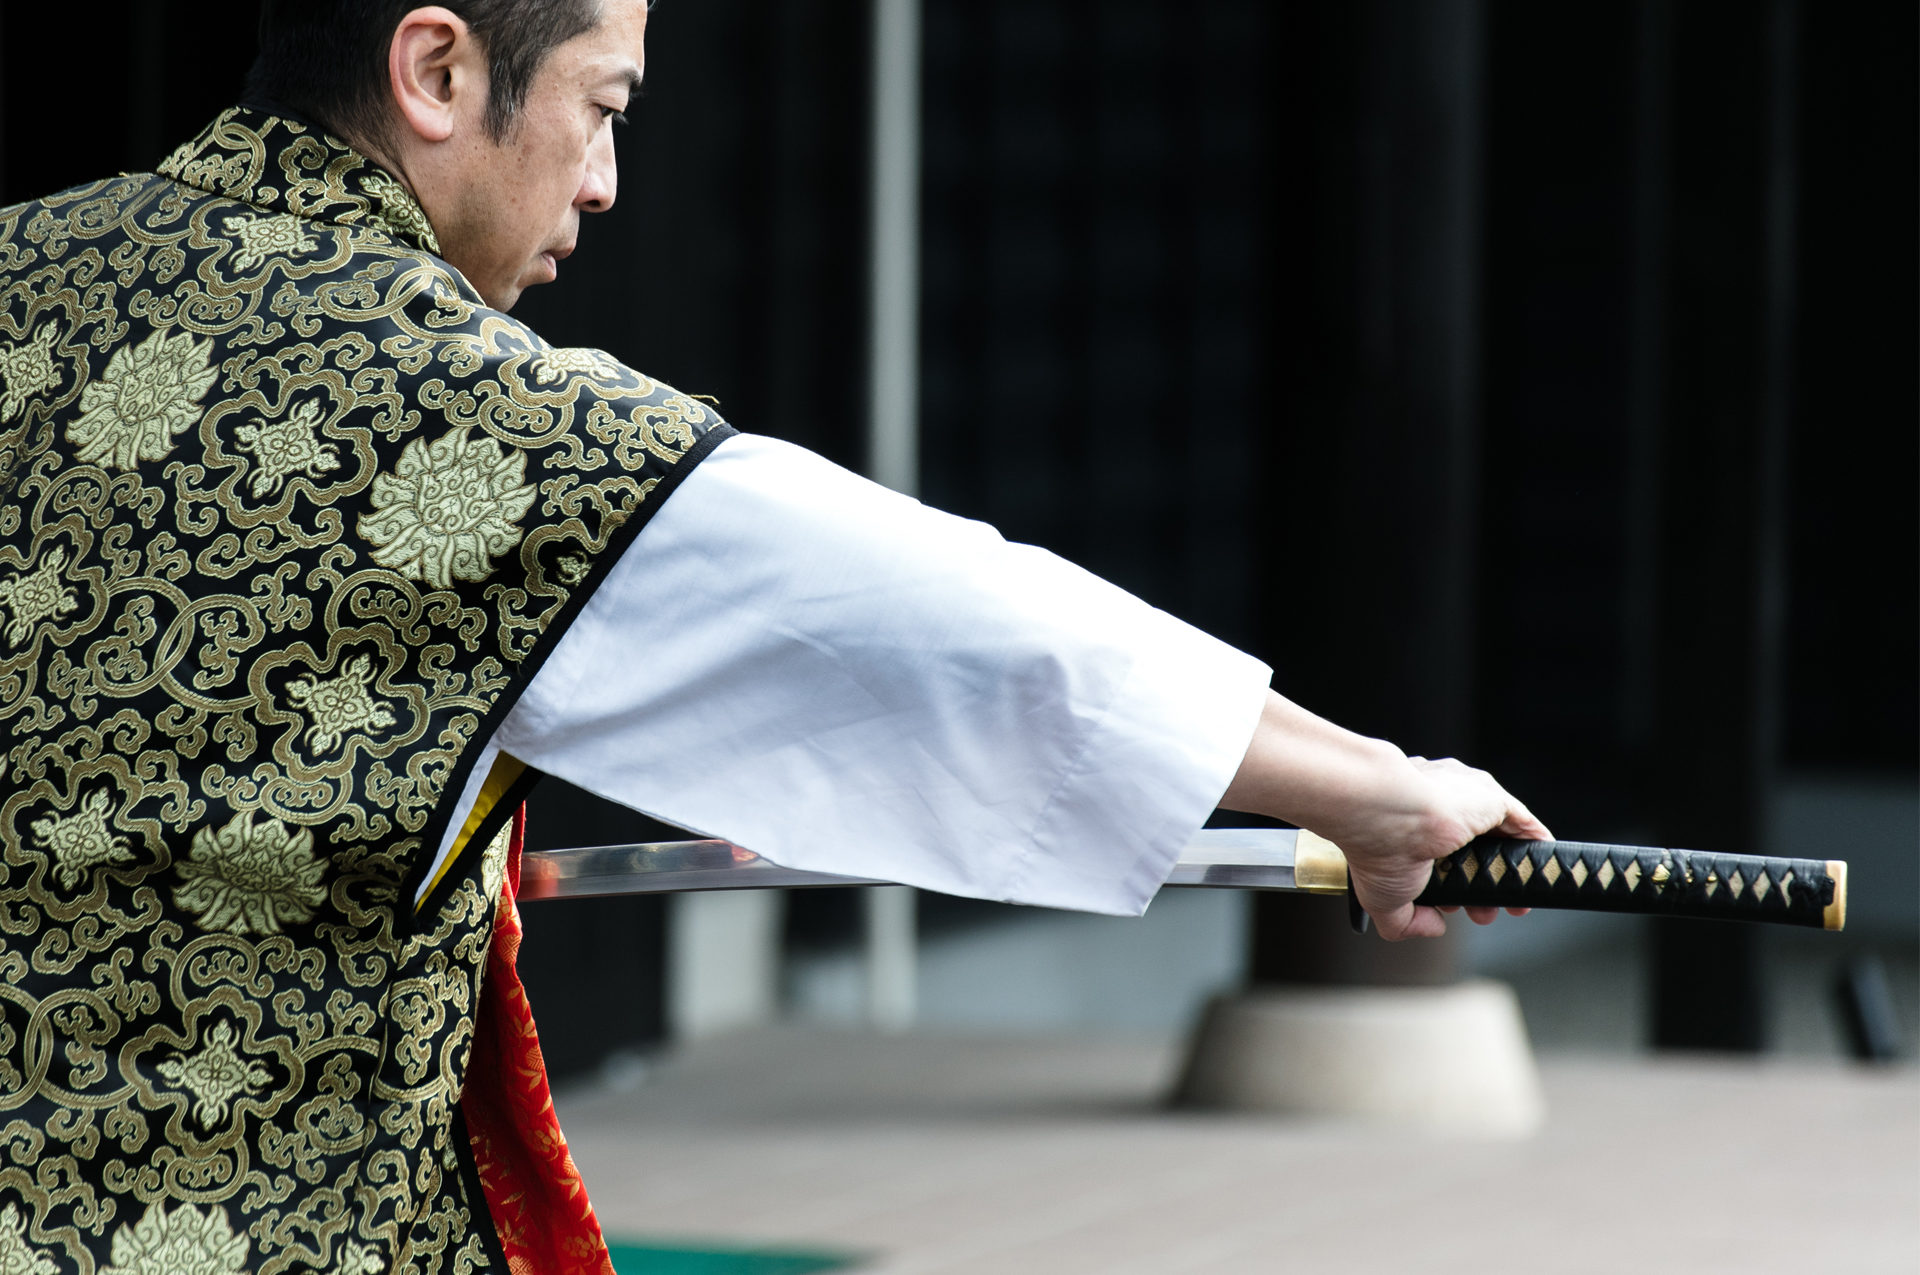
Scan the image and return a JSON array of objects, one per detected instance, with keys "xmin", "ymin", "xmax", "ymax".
[{"xmin": 246, "ymin": 1, "xmax": 606, "ymax": 144}]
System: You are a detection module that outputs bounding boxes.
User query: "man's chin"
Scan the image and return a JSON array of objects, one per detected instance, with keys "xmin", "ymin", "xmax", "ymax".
[
  {"xmin": 484, "ymin": 280, "xmax": 529, "ymax": 313},
  {"xmin": 491, "ymin": 258, "xmax": 562, "ymax": 312}
]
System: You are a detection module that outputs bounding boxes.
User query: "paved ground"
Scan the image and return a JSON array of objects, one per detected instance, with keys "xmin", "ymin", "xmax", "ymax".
[{"xmin": 557, "ymin": 1028, "xmax": 1919, "ymax": 1274}]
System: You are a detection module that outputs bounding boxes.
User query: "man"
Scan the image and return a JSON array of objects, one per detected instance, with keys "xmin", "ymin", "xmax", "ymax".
[{"xmin": 0, "ymin": 2, "xmax": 1542, "ymax": 1272}]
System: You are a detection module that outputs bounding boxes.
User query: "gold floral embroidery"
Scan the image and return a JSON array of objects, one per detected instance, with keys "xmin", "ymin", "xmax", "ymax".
[
  {"xmin": 174, "ymin": 811, "xmax": 326, "ymax": 935},
  {"xmin": 31, "ymin": 788, "xmax": 133, "ymax": 889},
  {"xmin": 533, "ymin": 347, "xmax": 624, "ymax": 386},
  {"xmin": 160, "ymin": 139, "xmax": 254, "ymax": 203},
  {"xmin": 155, "ymin": 1019, "xmax": 271, "ymax": 1130},
  {"xmin": 232, "ymin": 397, "xmax": 340, "ymax": 497},
  {"xmin": 223, "ymin": 211, "xmax": 318, "ymax": 272},
  {"xmin": 101, "ymin": 1203, "xmax": 248, "ymax": 1275},
  {"xmin": 0, "ymin": 1203, "xmax": 56, "ymax": 1275},
  {"xmin": 554, "ymin": 551, "xmax": 592, "ymax": 586},
  {"xmin": 66, "ymin": 328, "xmax": 219, "ymax": 470},
  {"xmin": 0, "ymin": 324, "xmax": 63, "ymax": 419},
  {"xmin": 286, "ymin": 653, "xmax": 396, "ymax": 754},
  {"xmin": 0, "ymin": 544, "xmax": 77, "ymax": 647},
  {"xmin": 359, "ymin": 170, "xmax": 440, "ymax": 254},
  {"xmin": 337, "ymin": 1241, "xmax": 385, "ymax": 1275},
  {"xmin": 360, "ymin": 427, "xmax": 537, "ymax": 589}
]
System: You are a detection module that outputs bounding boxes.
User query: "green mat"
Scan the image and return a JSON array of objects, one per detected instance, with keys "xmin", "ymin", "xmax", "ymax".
[{"xmin": 607, "ymin": 1240, "xmax": 861, "ymax": 1274}]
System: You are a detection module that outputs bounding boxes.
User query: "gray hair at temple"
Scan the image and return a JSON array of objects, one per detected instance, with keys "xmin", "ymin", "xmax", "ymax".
[{"xmin": 246, "ymin": 0, "xmax": 606, "ymax": 145}]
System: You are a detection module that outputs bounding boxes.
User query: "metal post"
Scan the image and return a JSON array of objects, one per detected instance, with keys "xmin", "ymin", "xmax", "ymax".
[
  {"xmin": 863, "ymin": 885, "xmax": 916, "ymax": 1033},
  {"xmin": 868, "ymin": 0, "xmax": 921, "ymax": 497},
  {"xmin": 669, "ymin": 891, "xmax": 784, "ymax": 1041},
  {"xmin": 862, "ymin": 0, "xmax": 923, "ymax": 1032}
]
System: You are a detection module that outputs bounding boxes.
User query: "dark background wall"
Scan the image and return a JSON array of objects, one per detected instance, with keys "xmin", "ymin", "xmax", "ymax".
[{"xmin": 4, "ymin": 1, "xmax": 1910, "ymax": 1069}]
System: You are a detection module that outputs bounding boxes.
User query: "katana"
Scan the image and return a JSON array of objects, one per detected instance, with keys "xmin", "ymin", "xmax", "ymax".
[{"xmin": 521, "ymin": 829, "xmax": 1848, "ymax": 932}]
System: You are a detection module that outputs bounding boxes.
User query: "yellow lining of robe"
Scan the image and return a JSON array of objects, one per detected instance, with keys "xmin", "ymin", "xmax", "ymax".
[{"xmin": 416, "ymin": 754, "xmax": 528, "ymax": 913}]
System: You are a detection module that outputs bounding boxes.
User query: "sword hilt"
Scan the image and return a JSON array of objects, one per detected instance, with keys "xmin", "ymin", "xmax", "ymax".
[{"xmin": 1348, "ymin": 837, "xmax": 1847, "ymax": 934}]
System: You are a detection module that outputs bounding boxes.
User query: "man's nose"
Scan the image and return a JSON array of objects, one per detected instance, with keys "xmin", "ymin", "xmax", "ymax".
[{"xmin": 578, "ymin": 132, "xmax": 618, "ymax": 214}]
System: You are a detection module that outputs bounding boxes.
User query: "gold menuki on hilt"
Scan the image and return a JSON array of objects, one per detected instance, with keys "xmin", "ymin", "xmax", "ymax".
[{"xmin": 1386, "ymin": 837, "xmax": 1847, "ymax": 932}]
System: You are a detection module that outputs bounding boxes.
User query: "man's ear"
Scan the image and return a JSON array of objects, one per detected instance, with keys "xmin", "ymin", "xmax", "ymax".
[{"xmin": 388, "ymin": 6, "xmax": 483, "ymax": 144}]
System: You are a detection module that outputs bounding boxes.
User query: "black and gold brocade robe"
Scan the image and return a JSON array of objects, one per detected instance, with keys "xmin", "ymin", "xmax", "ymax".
[{"xmin": 0, "ymin": 107, "xmax": 729, "ymax": 1273}]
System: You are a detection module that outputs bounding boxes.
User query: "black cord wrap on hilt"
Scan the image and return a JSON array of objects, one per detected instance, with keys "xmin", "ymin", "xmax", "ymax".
[{"xmin": 1411, "ymin": 838, "xmax": 1837, "ymax": 927}]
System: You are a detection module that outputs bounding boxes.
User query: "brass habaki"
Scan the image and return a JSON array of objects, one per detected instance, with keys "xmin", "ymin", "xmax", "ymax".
[{"xmin": 1291, "ymin": 830, "xmax": 1349, "ymax": 894}]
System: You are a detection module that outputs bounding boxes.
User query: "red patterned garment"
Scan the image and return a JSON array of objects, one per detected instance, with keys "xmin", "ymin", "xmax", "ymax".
[{"xmin": 463, "ymin": 805, "xmax": 618, "ymax": 1275}]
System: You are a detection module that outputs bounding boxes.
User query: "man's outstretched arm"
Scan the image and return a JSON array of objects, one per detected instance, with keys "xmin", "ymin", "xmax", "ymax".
[
  {"xmin": 1221, "ymin": 690, "xmax": 1551, "ymax": 940},
  {"xmin": 442, "ymin": 432, "xmax": 1544, "ymax": 926}
]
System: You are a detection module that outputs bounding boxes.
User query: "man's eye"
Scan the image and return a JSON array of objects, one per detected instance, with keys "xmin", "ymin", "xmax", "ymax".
[{"xmin": 599, "ymin": 106, "xmax": 629, "ymax": 126}]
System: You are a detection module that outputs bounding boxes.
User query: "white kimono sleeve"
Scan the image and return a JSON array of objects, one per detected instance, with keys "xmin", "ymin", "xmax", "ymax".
[{"xmin": 442, "ymin": 432, "xmax": 1271, "ymax": 917}]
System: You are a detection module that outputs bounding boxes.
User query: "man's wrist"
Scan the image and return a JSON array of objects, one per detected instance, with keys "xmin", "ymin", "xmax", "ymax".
[
  {"xmin": 1293, "ymin": 736, "xmax": 1447, "ymax": 858},
  {"xmin": 1223, "ymin": 692, "xmax": 1415, "ymax": 830}
]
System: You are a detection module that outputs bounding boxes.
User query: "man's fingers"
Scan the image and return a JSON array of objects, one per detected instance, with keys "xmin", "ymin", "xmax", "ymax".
[
  {"xmin": 1399, "ymin": 904, "xmax": 1448, "ymax": 939},
  {"xmin": 1371, "ymin": 901, "xmax": 1447, "ymax": 941},
  {"xmin": 1498, "ymin": 803, "xmax": 1553, "ymax": 842},
  {"xmin": 1345, "ymin": 756, "xmax": 1547, "ymax": 941},
  {"xmin": 1440, "ymin": 903, "xmax": 1521, "ymax": 925},
  {"xmin": 1412, "ymin": 757, "xmax": 1549, "ymax": 846}
]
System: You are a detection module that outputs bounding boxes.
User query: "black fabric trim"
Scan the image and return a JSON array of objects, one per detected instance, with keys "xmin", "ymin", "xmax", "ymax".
[
  {"xmin": 450, "ymin": 1103, "xmax": 516, "ymax": 1275},
  {"xmin": 235, "ymin": 96, "xmax": 324, "ymax": 132},
  {"xmin": 400, "ymin": 422, "xmax": 739, "ymax": 920}
]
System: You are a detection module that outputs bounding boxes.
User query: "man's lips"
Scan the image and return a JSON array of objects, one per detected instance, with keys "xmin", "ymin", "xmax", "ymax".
[{"xmin": 537, "ymin": 244, "xmax": 576, "ymax": 280}]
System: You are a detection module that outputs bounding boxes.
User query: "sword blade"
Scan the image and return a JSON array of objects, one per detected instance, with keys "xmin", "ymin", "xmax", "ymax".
[
  {"xmin": 518, "ymin": 827, "xmax": 1308, "ymax": 901},
  {"xmin": 516, "ymin": 830, "xmax": 1849, "ymax": 931}
]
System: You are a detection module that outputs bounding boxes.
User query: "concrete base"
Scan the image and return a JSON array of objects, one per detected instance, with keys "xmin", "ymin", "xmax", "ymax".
[{"xmin": 1173, "ymin": 979, "xmax": 1545, "ymax": 1136}]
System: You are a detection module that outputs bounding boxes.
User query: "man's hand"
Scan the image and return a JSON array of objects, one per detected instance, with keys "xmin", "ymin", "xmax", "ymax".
[
  {"xmin": 1220, "ymin": 691, "xmax": 1551, "ymax": 940},
  {"xmin": 1318, "ymin": 754, "xmax": 1550, "ymax": 940}
]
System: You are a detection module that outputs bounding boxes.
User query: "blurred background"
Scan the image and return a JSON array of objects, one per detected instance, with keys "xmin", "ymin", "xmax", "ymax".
[{"xmin": 4, "ymin": 1, "xmax": 1910, "ymax": 1075}]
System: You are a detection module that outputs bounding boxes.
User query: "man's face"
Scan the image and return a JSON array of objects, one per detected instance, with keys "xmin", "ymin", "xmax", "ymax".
[{"xmin": 436, "ymin": 0, "xmax": 647, "ymax": 311}]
